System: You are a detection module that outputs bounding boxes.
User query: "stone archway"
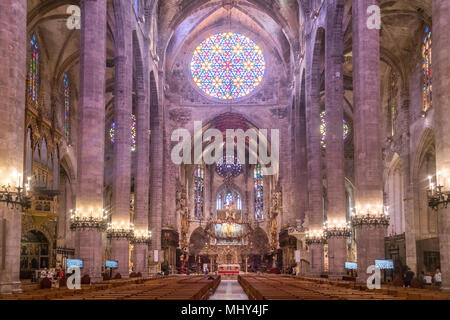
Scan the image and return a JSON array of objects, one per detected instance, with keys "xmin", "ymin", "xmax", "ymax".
[{"xmin": 20, "ymin": 230, "xmax": 50, "ymax": 279}]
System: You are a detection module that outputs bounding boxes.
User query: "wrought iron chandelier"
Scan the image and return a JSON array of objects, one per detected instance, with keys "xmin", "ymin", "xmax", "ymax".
[
  {"xmin": 350, "ymin": 205, "xmax": 390, "ymax": 227},
  {"xmin": 427, "ymin": 175, "xmax": 450, "ymax": 211},
  {"xmin": 0, "ymin": 184, "xmax": 31, "ymax": 210}
]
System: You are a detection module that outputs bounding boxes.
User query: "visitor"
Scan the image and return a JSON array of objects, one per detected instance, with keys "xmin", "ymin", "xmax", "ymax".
[
  {"xmin": 434, "ymin": 268, "xmax": 442, "ymax": 287},
  {"xmin": 419, "ymin": 271, "xmax": 425, "ymax": 285},
  {"xmin": 424, "ymin": 274, "xmax": 432, "ymax": 286},
  {"xmin": 205, "ymin": 267, "xmax": 209, "ymax": 275},
  {"xmin": 404, "ymin": 267, "xmax": 414, "ymax": 287},
  {"xmin": 40, "ymin": 268, "xmax": 47, "ymax": 281}
]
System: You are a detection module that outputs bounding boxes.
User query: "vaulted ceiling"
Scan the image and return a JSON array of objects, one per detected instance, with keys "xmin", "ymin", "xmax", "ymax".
[{"xmin": 159, "ymin": 0, "xmax": 301, "ymax": 73}]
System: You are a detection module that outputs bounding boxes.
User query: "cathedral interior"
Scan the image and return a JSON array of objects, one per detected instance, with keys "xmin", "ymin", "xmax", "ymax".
[{"xmin": 1, "ymin": 0, "xmax": 450, "ymax": 302}]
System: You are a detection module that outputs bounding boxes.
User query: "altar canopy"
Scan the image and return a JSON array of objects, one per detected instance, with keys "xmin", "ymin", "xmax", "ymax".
[{"xmin": 214, "ymin": 223, "xmax": 243, "ymax": 245}]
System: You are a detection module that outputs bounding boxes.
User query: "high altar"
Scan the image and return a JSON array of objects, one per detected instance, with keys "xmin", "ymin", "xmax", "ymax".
[{"xmin": 205, "ymin": 207, "xmax": 250, "ymax": 275}]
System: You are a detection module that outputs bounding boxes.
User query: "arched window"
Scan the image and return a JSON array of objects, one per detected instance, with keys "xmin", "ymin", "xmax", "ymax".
[
  {"xmin": 29, "ymin": 33, "xmax": 39, "ymax": 108},
  {"xmin": 422, "ymin": 27, "xmax": 432, "ymax": 112},
  {"xmin": 254, "ymin": 165, "xmax": 263, "ymax": 220},
  {"xmin": 194, "ymin": 166, "xmax": 204, "ymax": 219},
  {"xmin": 63, "ymin": 73, "xmax": 70, "ymax": 141},
  {"xmin": 216, "ymin": 189, "xmax": 242, "ymax": 210},
  {"xmin": 109, "ymin": 114, "xmax": 137, "ymax": 152},
  {"xmin": 134, "ymin": 0, "xmax": 140, "ymax": 18},
  {"xmin": 389, "ymin": 72, "xmax": 398, "ymax": 136},
  {"xmin": 320, "ymin": 111, "xmax": 350, "ymax": 149}
]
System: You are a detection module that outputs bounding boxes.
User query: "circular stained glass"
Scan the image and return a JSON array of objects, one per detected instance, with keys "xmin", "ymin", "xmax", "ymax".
[
  {"xmin": 190, "ymin": 32, "xmax": 266, "ymax": 100},
  {"xmin": 215, "ymin": 155, "xmax": 243, "ymax": 178}
]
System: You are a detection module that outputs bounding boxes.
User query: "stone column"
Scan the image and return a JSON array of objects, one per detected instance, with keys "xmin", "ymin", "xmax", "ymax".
[
  {"xmin": 398, "ymin": 88, "xmax": 417, "ymax": 273},
  {"xmin": 149, "ymin": 74, "xmax": 162, "ymax": 272},
  {"xmin": 352, "ymin": 0, "xmax": 387, "ymax": 283},
  {"xmin": 73, "ymin": 0, "xmax": 107, "ymax": 283},
  {"xmin": 433, "ymin": 0, "xmax": 450, "ymax": 289},
  {"xmin": 110, "ymin": 0, "xmax": 133, "ymax": 278},
  {"xmin": 162, "ymin": 116, "xmax": 178, "ymax": 269},
  {"xmin": 325, "ymin": 0, "xmax": 348, "ymax": 280},
  {"xmin": 0, "ymin": 0, "xmax": 26, "ymax": 294},
  {"xmin": 133, "ymin": 91, "xmax": 149, "ymax": 276},
  {"xmin": 305, "ymin": 29, "xmax": 325, "ymax": 277},
  {"xmin": 163, "ymin": 126, "xmax": 177, "ymax": 229},
  {"xmin": 294, "ymin": 73, "xmax": 308, "ymax": 226}
]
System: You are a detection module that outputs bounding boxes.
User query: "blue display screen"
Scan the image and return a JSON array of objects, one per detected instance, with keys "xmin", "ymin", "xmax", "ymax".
[
  {"xmin": 105, "ymin": 260, "xmax": 119, "ymax": 269},
  {"xmin": 66, "ymin": 259, "xmax": 83, "ymax": 269},
  {"xmin": 345, "ymin": 262, "xmax": 357, "ymax": 270},
  {"xmin": 375, "ymin": 259, "xmax": 394, "ymax": 270}
]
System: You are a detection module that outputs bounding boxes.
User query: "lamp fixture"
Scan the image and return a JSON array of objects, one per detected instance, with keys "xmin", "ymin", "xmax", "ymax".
[
  {"xmin": 305, "ymin": 228, "xmax": 327, "ymax": 245},
  {"xmin": 323, "ymin": 219, "xmax": 351, "ymax": 238},
  {"xmin": 350, "ymin": 204, "xmax": 390, "ymax": 227},
  {"xmin": 69, "ymin": 208, "xmax": 108, "ymax": 230},
  {"xmin": 427, "ymin": 172, "xmax": 450, "ymax": 211},
  {"xmin": 0, "ymin": 171, "xmax": 31, "ymax": 210}
]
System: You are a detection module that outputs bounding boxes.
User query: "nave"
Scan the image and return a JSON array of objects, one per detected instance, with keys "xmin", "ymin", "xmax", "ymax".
[{"xmin": 1, "ymin": 274, "xmax": 449, "ymax": 301}]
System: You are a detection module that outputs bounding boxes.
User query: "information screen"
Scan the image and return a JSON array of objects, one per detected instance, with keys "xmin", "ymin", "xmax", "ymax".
[
  {"xmin": 375, "ymin": 259, "xmax": 394, "ymax": 270},
  {"xmin": 105, "ymin": 260, "xmax": 119, "ymax": 269},
  {"xmin": 345, "ymin": 262, "xmax": 357, "ymax": 270},
  {"xmin": 66, "ymin": 259, "xmax": 83, "ymax": 269}
]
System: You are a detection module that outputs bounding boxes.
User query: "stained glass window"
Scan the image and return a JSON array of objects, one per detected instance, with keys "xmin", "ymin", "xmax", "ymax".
[
  {"xmin": 63, "ymin": 73, "xmax": 70, "ymax": 141},
  {"xmin": 389, "ymin": 72, "xmax": 398, "ymax": 136},
  {"xmin": 190, "ymin": 32, "xmax": 266, "ymax": 100},
  {"xmin": 110, "ymin": 121, "xmax": 116, "ymax": 143},
  {"xmin": 134, "ymin": 0, "xmax": 140, "ymax": 18},
  {"xmin": 320, "ymin": 111, "xmax": 350, "ymax": 149},
  {"xmin": 109, "ymin": 114, "xmax": 137, "ymax": 151},
  {"xmin": 422, "ymin": 27, "xmax": 432, "ymax": 111},
  {"xmin": 194, "ymin": 166, "xmax": 204, "ymax": 219},
  {"xmin": 130, "ymin": 114, "xmax": 136, "ymax": 152},
  {"xmin": 215, "ymin": 155, "xmax": 242, "ymax": 178},
  {"xmin": 29, "ymin": 33, "xmax": 39, "ymax": 108},
  {"xmin": 254, "ymin": 165, "xmax": 263, "ymax": 220},
  {"xmin": 216, "ymin": 190, "xmax": 242, "ymax": 210}
]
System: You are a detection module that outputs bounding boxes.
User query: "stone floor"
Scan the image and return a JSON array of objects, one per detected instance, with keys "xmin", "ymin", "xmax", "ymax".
[{"xmin": 209, "ymin": 280, "xmax": 248, "ymax": 300}]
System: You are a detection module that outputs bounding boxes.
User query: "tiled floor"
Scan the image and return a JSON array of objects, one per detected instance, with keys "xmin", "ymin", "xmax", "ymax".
[{"xmin": 209, "ymin": 280, "xmax": 249, "ymax": 300}]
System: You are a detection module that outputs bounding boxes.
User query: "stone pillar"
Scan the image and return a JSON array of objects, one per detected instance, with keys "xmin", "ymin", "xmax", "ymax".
[
  {"xmin": 294, "ymin": 73, "xmax": 308, "ymax": 225},
  {"xmin": 73, "ymin": 0, "xmax": 107, "ymax": 283},
  {"xmin": 133, "ymin": 91, "xmax": 149, "ymax": 276},
  {"xmin": 352, "ymin": 0, "xmax": 387, "ymax": 283},
  {"xmin": 305, "ymin": 26, "xmax": 325, "ymax": 275},
  {"xmin": 110, "ymin": 0, "xmax": 133, "ymax": 278},
  {"xmin": 162, "ymin": 117, "xmax": 178, "ymax": 269},
  {"xmin": 149, "ymin": 74, "xmax": 162, "ymax": 272},
  {"xmin": 397, "ymin": 88, "xmax": 417, "ymax": 273},
  {"xmin": 433, "ymin": 0, "xmax": 450, "ymax": 289},
  {"xmin": 325, "ymin": 0, "xmax": 348, "ymax": 280},
  {"xmin": 0, "ymin": 0, "xmax": 26, "ymax": 294},
  {"xmin": 307, "ymin": 241, "xmax": 324, "ymax": 277}
]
